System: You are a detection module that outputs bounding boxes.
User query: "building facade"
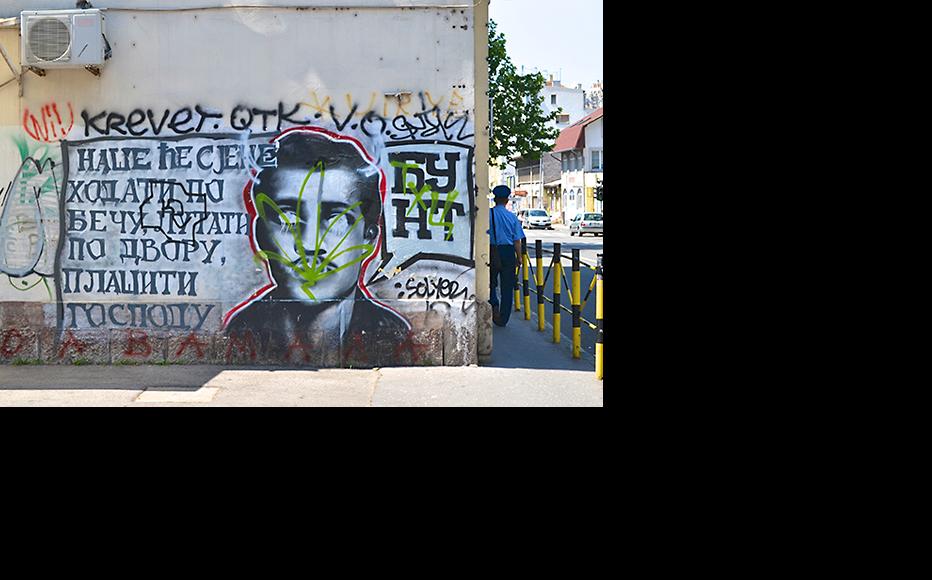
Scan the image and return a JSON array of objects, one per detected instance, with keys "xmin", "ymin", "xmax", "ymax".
[
  {"xmin": 555, "ymin": 108, "xmax": 603, "ymax": 223},
  {"xmin": 0, "ymin": 0, "xmax": 492, "ymax": 367},
  {"xmin": 585, "ymin": 81, "xmax": 603, "ymax": 110},
  {"xmin": 513, "ymin": 153, "xmax": 560, "ymax": 217},
  {"xmin": 542, "ymin": 76, "xmax": 589, "ymax": 132},
  {"xmin": 502, "ymin": 76, "xmax": 592, "ymax": 221}
]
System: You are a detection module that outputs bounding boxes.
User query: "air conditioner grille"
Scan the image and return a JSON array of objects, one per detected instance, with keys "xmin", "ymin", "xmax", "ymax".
[{"xmin": 28, "ymin": 18, "xmax": 71, "ymax": 62}]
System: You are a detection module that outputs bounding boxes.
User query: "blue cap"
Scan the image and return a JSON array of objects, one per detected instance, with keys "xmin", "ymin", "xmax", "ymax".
[{"xmin": 493, "ymin": 185, "xmax": 511, "ymax": 198}]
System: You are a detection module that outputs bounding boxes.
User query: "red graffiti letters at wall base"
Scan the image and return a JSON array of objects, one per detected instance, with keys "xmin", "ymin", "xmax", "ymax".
[
  {"xmin": 285, "ymin": 335, "xmax": 315, "ymax": 364},
  {"xmin": 123, "ymin": 330, "xmax": 152, "ymax": 357},
  {"xmin": 226, "ymin": 331, "xmax": 258, "ymax": 363},
  {"xmin": 393, "ymin": 331, "xmax": 429, "ymax": 365},
  {"xmin": 176, "ymin": 333, "xmax": 208, "ymax": 359},
  {"xmin": 1, "ymin": 329, "xmax": 26, "ymax": 358},
  {"xmin": 57, "ymin": 330, "xmax": 87, "ymax": 359},
  {"xmin": 342, "ymin": 332, "xmax": 370, "ymax": 366}
]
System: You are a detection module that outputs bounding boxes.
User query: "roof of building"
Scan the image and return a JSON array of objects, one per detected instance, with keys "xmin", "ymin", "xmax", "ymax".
[{"xmin": 553, "ymin": 108, "xmax": 603, "ymax": 153}]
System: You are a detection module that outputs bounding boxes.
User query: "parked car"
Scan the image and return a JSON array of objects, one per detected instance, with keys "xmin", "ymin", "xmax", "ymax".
[
  {"xmin": 522, "ymin": 209, "xmax": 553, "ymax": 230},
  {"xmin": 569, "ymin": 212, "xmax": 603, "ymax": 236}
]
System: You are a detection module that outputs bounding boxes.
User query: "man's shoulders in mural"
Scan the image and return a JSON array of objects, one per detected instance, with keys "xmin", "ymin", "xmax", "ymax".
[
  {"xmin": 348, "ymin": 295, "xmax": 411, "ymax": 338},
  {"xmin": 224, "ymin": 292, "xmax": 410, "ymax": 337}
]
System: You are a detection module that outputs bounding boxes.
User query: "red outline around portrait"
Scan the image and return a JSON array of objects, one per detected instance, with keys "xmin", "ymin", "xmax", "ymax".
[{"xmin": 222, "ymin": 126, "xmax": 409, "ymax": 330}]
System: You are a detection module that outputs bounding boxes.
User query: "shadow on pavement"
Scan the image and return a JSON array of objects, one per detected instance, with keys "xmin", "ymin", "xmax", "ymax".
[
  {"xmin": 0, "ymin": 365, "xmax": 322, "ymax": 391},
  {"xmin": 482, "ymin": 314, "xmax": 596, "ymax": 372}
]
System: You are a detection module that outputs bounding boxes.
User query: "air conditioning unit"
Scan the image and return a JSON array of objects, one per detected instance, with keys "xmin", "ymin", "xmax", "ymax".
[{"xmin": 20, "ymin": 9, "xmax": 105, "ymax": 69}]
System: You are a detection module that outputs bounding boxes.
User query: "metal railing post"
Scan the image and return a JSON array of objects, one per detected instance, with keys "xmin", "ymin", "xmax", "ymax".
[
  {"xmin": 552, "ymin": 243, "xmax": 561, "ymax": 344},
  {"xmin": 513, "ymin": 258, "xmax": 521, "ymax": 312},
  {"xmin": 536, "ymin": 239, "xmax": 545, "ymax": 331},
  {"xmin": 596, "ymin": 253, "xmax": 603, "ymax": 380},
  {"xmin": 572, "ymin": 248, "xmax": 581, "ymax": 359},
  {"xmin": 522, "ymin": 238, "xmax": 531, "ymax": 320}
]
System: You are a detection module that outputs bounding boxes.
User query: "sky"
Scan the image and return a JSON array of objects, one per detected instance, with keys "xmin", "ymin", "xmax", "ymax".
[{"xmin": 489, "ymin": 0, "xmax": 603, "ymax": 89}]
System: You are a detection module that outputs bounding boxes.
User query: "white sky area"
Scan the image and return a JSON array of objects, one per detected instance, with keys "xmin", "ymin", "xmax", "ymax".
[{"xmin": 490, "ymin": 0, "xmax": 604, "ymax": 89}]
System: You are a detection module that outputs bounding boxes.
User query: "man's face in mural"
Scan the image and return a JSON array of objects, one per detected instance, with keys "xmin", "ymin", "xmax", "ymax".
[{"xmin": 255, "ymin": 163, "xmax": 377, "ymax": 304}]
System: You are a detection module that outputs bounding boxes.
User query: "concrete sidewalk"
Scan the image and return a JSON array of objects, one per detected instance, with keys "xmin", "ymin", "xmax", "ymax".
[{"xmin": 0, "ymin": 314, "xmax": 603, "ymax": 407}]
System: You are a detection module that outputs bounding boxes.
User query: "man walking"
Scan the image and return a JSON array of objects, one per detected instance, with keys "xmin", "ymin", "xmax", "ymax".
[{"xmin": 488, "ymin": 185, "xmax": 526, "ymax": 327}]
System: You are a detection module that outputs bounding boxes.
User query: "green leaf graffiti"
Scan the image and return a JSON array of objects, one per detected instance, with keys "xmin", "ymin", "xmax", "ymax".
[
  {"xmin": 253, "ymin": 161, "xmax": 374, "ymax": 301},
  {"xmin": 390, "ymin": 159, "xmax": 459, "ymax": 241}
]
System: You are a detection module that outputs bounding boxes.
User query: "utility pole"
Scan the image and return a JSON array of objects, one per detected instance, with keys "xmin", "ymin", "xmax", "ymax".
[{"xmin": 539, "ymin": 155, "xmax": 543, "ymax": 210}]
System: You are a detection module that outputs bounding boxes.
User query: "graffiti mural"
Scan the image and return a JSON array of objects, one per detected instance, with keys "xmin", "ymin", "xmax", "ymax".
[
  {"xmin": 0, "ymin": 134, "xmax": 63, "ymax": 300},
  {"xmin": 2, "ymin": 91, "xmax": 477, "ymax": 365},
  {"xmin": 225, "ymin": 126, "xmax": 411, "ymax": 347},
  {"xmin": 23, "ymin": 102, "xmax": 75, "ymax": 143},
  {"xmin": 77, "ymin": 98, "xmax": 473, "ymax": 143}
]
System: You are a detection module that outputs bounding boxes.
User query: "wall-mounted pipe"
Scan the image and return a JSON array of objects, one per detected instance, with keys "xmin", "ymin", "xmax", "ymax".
[
  {"xmin": 1, "ymin": 3, "xmax": 482, "ymax": 20},
  {"xmin": 0, "ymin": 40, "xmax": 20, "ymax": 83},
  {"xmin": 101, "ymin": 4, "xmax": 481, "ymax": 12}
]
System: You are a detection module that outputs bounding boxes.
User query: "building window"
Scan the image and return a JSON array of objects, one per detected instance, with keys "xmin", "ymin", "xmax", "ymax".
[
  {"xmin": 562, "ymin": 154, "xmax": 568, "ymax": 172},
  {"xmin": 591, "ymin": 150, "xmax": 602, "ymax": 171},
  {"xmin": 557, "ymin": 114, "xmax": 570, "ymax": 124},
  {"xmin": 551, "ymin": 94, "xmax": 557, "ymax": 105}
]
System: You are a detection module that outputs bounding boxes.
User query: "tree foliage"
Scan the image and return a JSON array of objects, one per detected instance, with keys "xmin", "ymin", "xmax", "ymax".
[{"xmin": 488, "ymin": 20, "xmax": 560, "ymax": 168}]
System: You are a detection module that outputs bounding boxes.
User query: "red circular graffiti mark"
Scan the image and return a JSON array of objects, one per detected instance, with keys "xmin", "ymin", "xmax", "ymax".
[{"xmin": 23, "ymin": 102, "xmax": 74, "ymax": 143}]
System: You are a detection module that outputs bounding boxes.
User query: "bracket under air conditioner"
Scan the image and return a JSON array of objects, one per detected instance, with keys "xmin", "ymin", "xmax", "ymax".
[{"xmin": 0, "ymin": 38, "xmax": 23, "ymax": 96}]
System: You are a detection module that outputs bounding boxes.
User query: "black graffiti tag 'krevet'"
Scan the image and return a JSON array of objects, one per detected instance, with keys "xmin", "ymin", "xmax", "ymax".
[{"xmin": 81, "ymin": 103, "xmax": 473, "ymax": 142}]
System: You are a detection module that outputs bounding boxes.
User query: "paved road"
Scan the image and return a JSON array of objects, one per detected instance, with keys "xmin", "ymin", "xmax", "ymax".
[{"xmin": 523, "ymin": 224, "xmax": 603, "ymax": 265}]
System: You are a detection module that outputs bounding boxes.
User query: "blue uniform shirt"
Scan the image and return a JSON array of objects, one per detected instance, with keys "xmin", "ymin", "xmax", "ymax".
[{"xmin": 488, "ymin": 205, "xmax": 526, "ymax": 245}]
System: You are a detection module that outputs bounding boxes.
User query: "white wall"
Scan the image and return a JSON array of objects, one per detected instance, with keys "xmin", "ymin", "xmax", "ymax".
[
  {"xmin": 542, "ymin": 84, "xmax": 586, "ymax": 131},
  {"xmin": 1, "ymin": 2, "xmax": 482, "ymax": 365},
  {"xmin": 584, "ymin": 117, "xmax": 602, "ymax": 169},
  {"xmin": 1, "ymin": 1, "xmax": 471, "ymax": 18}
]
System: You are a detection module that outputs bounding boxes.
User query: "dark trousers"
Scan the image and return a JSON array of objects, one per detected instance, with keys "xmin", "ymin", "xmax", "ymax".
[{"xmin": 490, "ymin": 244, "xmax": 517, "ymax": 326}]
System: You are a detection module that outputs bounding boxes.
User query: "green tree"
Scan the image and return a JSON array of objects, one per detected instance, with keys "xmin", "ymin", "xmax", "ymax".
[{"xmin": 488, "ymin": 19, "xmax": 560, "ymax": 168}]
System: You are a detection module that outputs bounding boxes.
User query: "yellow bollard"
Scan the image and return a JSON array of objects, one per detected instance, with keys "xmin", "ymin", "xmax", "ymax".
[
  {"xmin": 522, "ymin": 238, "xmax": 531, "ymax": 320},
  {"xmin": 552, "ymin": 243, "xmax": 561, "ymax": 344},
  {"xmin": 572, "ymin": 249, "xmax": 581, "ymax": 359},
  {"xmin": 536, "ymin": 240, "xmax": 545, "ymax": 331},
  {"xmin": 515, "ymin": 263, "xmax": 521, "ymax": 312},
  {"xmin": 596, "ymin": 254, "xmax": 603, "ymax": 380}
]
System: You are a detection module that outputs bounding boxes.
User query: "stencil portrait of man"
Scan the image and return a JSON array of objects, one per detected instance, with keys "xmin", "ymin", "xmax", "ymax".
[{"xmin": 224, "ymin": 127, "xmax": 409, "ymax": 342}]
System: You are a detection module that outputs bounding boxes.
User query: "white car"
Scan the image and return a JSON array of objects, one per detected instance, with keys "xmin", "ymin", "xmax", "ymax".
[
  {"xmin": 569, "ymin": 213, "xmax": 603, "ymax": 236},
  {"xmin": 522, "ymin": 209, "xmax": 553, "ymax": 230}
]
